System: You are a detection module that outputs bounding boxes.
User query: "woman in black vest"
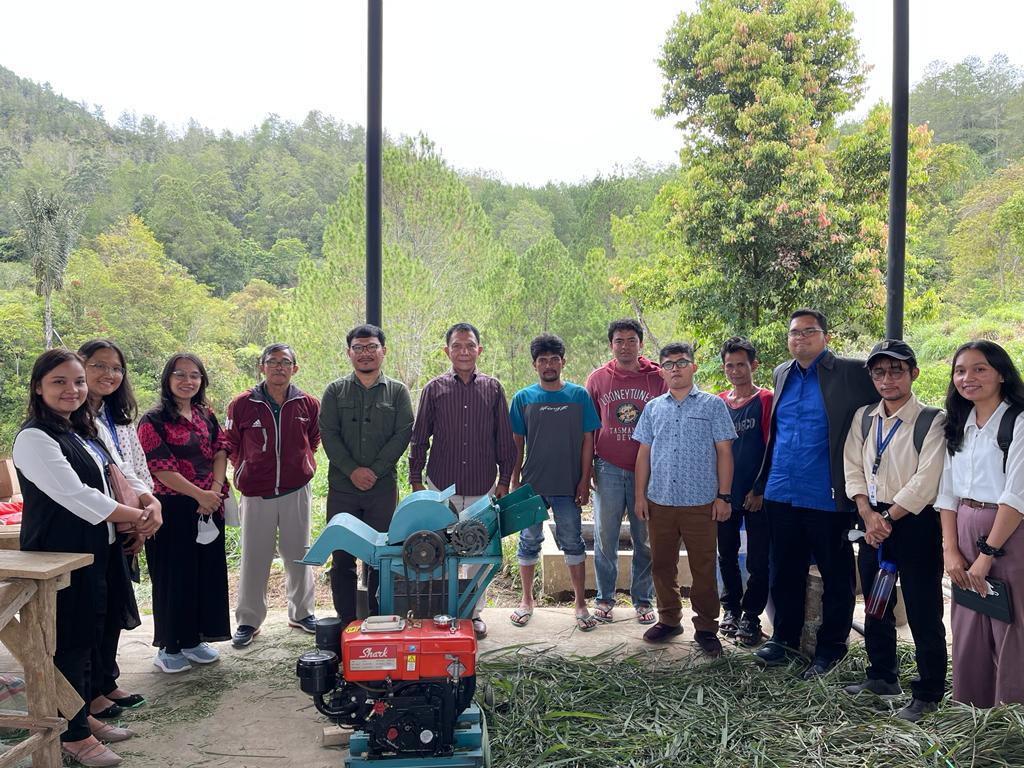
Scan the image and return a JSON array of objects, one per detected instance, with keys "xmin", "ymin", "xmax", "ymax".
[{"xmin": 12, "ymin": 350, "xmax": 162, "ymax": 768}]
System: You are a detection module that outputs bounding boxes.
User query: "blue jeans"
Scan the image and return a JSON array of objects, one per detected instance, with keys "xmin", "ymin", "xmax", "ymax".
[
  {"xmin": 517, "ymin": 496, "xmax": 586, "ymax": 567},
  {"xmin": 592, "ymin": 458, "xmax": 654, "ymax": 606}
]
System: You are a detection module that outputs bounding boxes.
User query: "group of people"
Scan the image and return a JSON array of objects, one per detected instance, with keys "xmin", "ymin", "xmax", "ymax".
[{"xmin": 10, "ymin": 308, "xmax": 1023, "ymax": 766}]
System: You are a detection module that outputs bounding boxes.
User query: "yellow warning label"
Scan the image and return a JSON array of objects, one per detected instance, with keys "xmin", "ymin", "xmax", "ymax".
[{"xmin": 345, "ymin": 625, "xmax": 359, "ymax": 633}]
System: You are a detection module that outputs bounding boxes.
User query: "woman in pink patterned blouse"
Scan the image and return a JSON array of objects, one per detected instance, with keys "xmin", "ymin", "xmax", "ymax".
[{"xmin": 138, "ymin": 353, "xmax": 231, "ymax": 674}]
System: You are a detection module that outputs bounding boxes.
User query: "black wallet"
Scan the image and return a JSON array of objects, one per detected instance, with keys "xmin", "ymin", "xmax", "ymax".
[{"xmin": 952, "ymin": 578, "xmax": 1014, "ymax": 624}]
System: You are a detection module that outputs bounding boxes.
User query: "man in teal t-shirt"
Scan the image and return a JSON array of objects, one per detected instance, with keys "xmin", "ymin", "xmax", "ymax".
[{"xmin": 509, "ymin": 334, "xmax": 602, "ymax": 632}]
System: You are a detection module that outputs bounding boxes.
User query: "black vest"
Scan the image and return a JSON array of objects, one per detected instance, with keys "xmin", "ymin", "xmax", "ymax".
[{"xmin": 15, "ymin": 420, "xmax": 136, "ymax": 650}]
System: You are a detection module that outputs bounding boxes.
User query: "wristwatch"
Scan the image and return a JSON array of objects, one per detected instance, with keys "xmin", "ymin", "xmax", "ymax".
[
  {"xmin": 880, "ymin": 509, "xmax": 893, "ymax": 522},
  {"xmin": 716, "ymin": 493, "xmax": 732, "ymax": 504}
]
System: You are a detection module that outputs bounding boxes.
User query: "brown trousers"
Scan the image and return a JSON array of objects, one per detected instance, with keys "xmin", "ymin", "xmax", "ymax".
[{"xmin": 648, "ymin": 500, "xmax": 719, "ymax": 633}]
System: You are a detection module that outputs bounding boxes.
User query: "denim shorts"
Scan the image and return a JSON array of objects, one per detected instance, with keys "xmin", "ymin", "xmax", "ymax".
[{"xmin": 516, "ymin": 495, "xmax": 586, "ymax": 567}]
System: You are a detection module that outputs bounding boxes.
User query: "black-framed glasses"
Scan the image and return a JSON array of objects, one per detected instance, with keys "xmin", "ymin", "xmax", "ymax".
[
  {"xmin": 264, "ymin": 359, "xmax": 295, "ymax": 369},
  {"xmin": 661, "ymin": 359, "xmax": 693, "ymax": 371},
  {"xmin": 350, "ymin": 343, "xmax": 382, "ymax": 354},
  {"xmin": 87, "ymin": 363, "xmax": 125, "ymax": 376},
  {"xmin": 788, "ymin": 328, "xmax": 824, "ymax": 339},
  {"xmin": 171, "ymin": 371, "xmax": 203, "ymax": 381},
  {"xmin": 870, "ymin": 367, "xmax": 909, "ymax": 381}
]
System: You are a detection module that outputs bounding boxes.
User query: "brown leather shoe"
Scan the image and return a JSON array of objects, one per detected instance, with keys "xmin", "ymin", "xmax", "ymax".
[
  {"xmin": 694, "ymin": 630, "xmax": 723, "ymax": 658},
  {"xmin": 643, "ymin": 622, "xmax": 684, "ymax": 643},
  {"xmin": 62, "ymin": 740, "xmax": 123, "ymax": 767}
]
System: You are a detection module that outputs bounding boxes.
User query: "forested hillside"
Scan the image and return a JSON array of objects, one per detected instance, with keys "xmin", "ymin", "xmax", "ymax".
[{"xmin": 2, "ymin": 0, "xmax": 1024, "ymax": 453}]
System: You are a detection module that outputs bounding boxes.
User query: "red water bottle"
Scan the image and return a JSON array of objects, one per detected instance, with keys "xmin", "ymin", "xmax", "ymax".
[{"xmin": 865, "ymin": 545, "xmax": 897, "ymax": 620}]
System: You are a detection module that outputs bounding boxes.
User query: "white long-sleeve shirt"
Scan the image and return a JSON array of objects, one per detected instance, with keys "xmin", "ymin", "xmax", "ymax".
[
  {"xmin": 13, "ymin": 425, "xmax": 150, "ymax": 543},
  {"xmin": 935, "ymin": 400, "xmax": 1024, "ymax": 516}
]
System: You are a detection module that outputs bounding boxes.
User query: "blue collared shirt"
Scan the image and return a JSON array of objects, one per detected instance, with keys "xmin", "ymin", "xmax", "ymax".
[
  {"xmin": 764, "ymin": 351, "xmax": 834, "ymax": 511},
  {"xmin": 632, "ymin": 386, "xmax": 737, "ymax": 506}
]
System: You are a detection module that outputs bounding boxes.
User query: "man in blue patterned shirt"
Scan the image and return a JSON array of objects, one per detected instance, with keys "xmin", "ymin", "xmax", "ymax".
[{"xmin": 633, "ymin": 342, "xmax": 737, "ymax": 656}]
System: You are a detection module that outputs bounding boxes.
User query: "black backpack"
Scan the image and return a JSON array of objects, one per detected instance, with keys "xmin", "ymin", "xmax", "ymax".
[
  {"xmin": 997, "ymin": 404, "xmax": 1023, "ymax": 473},
  {"xmin": 860, "ymin": 404, "xmax": 941, "ymax": 456}
]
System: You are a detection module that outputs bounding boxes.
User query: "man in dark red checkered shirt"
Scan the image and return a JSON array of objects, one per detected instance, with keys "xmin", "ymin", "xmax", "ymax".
[{"xmin": 409, "ymin": 322, "xmax": 516, "ymax": 638}]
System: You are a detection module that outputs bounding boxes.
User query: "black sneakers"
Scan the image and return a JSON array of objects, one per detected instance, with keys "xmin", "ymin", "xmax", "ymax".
[
  {"xmin": 643, "ymin": 622, "xmax": 684, "ymax": 643},
  {"xmin": 694, "ymin": 631, "xmax": 723, "ymax": 658},
  {"xmin": 232, "ymin": 625, "xmax": 260, "ymax": 647},
  {"xmin": 288, "ymin": 615, "xmax": 318, "ymax": 634},
  {"xmin": 896, "ymin": 698, "xmax": 938, "ymax": 722},
  {"xmin": 843, "ymin": 678, "xmax": 904, "ymax": 700}
]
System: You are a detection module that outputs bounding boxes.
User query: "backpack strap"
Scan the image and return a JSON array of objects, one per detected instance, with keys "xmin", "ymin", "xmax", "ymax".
[
  {"xmin": 913, "ymin": 407, "xmax": 941, "ymax": 455},
  {"xmin": 998, "ymin": 404, "xmax": 1023, "ymax": 474},
  {"xmin": 860, "ymin": 405, "xmax": 873, "ymax": 442}
]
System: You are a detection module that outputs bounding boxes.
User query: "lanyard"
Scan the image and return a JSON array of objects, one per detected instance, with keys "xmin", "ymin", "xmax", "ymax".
[
  {"xmin": 103, "ymin": 406, "xmax": 124, "ymax": 459},
  {"xmin": 872, "ymin": 416, "xmax": 902, "ymax": 476}
]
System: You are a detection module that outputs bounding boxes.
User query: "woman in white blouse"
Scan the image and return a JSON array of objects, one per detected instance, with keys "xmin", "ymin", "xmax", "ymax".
[
  {"xmin": 936, "ymin": 340, "xmax": 1024, "ymax": 707},
  {"xmin": 79, "ymin": 339, "xmax": 152, "ymax": 721},
  {"xmin": 12, "ymin": 350, "xmax": 162, "ymax": 768}
]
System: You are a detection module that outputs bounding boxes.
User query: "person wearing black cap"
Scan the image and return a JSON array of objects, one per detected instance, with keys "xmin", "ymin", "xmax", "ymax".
[{"xmin": 842, "ymin": 339, "xmax": 948, "ymax": 722}]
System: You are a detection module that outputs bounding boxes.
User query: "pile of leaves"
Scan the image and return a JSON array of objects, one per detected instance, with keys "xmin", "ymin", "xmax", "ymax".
[{"xmin": 478, "ymin": 645, "xmax": 1024, "ymax": 767}]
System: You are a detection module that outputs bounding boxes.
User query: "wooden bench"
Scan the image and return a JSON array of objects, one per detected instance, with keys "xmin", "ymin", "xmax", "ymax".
[{"xmin": 0, "ymin": 550, "xmax": 93, "ymax": 767}]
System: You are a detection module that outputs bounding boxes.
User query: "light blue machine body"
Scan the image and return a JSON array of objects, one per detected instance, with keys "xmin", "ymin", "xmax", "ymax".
[{"xmin": 301, "ymin": 483, "xmax": 547, "ymax": 619}]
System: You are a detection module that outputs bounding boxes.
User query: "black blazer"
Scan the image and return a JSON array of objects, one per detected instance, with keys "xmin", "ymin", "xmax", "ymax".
[
  {"xmin": 16, "ymin": 419, "xmax": 137, "ymax": 651},
  {"xmin": 754, "ymin": 350, "xmax": 880, "ymax": 513}
]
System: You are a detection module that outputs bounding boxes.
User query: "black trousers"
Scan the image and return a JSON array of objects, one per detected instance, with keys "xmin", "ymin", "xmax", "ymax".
[
  {"xmin": 858, "ymin": 505, "xmax": 947, "ymax": 702},
  {"xmin": 54, "ymin": 646, "xmax": 92, "ymax": 742},
  {"xmin": 326, "ymin": 484, "xmax": 398, "ymax": 623},
  {"xmin": 717, "ymin": 506, "xmax": 770, "ymax": 617},
  {"xmin": 766, "ymin": 501, "xmax": 856, "ymax": 664}
]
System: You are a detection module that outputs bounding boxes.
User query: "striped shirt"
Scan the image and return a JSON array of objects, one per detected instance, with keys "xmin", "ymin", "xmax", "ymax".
[{"xmin": 409, "ymin": 370, "xmax": 516, "ymax": 496}]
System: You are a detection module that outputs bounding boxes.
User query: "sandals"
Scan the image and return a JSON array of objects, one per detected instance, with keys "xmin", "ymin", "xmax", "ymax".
[
  {"xmin": 509, "ymin": 607, "xmax": 533, "ymax": 627},
  {"xmin": 575, "ymin": 612, "xmax": 599, "ymax": 632},
  {"xmin": 635, "ymin": 604, "xmax": 657, "ymax": 625},
  {"xmin": 593, "ymin": 603, "xmax": 614, "ymax": 623}
]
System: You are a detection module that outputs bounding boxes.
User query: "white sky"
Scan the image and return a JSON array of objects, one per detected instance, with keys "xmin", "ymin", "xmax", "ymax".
[{"xmin": 3, "ymin": 1, "xmax": 1022, "ymax": 186}]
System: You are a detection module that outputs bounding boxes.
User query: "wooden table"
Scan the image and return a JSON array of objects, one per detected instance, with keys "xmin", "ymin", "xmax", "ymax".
[
  {"xmin": 0, "ymin": 525, "xmax": 20, "ymax": 552},
  {"xmin": 0, "ymin": 550, "xmax": 93, "ymax": 767}
]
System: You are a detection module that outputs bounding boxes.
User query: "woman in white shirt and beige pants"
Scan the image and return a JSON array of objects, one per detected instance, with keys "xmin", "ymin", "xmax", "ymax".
[{"xmin": 937, "ymin": 340, "xmax": 1024, "ymax": 708}]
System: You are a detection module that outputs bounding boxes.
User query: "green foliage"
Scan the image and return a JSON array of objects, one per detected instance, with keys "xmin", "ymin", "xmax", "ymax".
[{"xmin": 910, "ymin": 55, "xmax": 1024, "ymax": 170}]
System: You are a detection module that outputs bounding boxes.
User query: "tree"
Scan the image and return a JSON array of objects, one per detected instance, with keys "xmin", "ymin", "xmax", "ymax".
[
  {"xmin": 13, "ymin": 185, "xmax": 82, "ymax": 348},
  {"xmin": 649, "ymin": 0, "xmax": 867, "ymax": 355}
]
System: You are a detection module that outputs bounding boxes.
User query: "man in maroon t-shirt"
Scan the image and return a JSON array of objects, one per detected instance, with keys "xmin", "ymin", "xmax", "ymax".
[
  {"xmin": 716, "ymin": 336, "xmax": 773, "ymax": 645},
  {"xmin": 585, "ymin": 319, "xmax": 667, "ymax": 624}
]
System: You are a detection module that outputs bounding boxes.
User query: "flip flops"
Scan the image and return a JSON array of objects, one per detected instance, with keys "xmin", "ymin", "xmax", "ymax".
[
  {"xmin": 575, "ymin": 612, "xmax": 599, "ymax": 632},
  {"xmin": 635, "ymin": 605, "xmax": 657, "ymax": 625},
  {"xmin": 509, "ymin": 607, "xmax": 533, "ymax": 627},
  {"xmin": 593, "ymin": 603, "xmax": 614, "ymax": 623}
]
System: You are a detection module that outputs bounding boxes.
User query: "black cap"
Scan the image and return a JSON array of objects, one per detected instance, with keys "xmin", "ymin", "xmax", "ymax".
[{"xmin": 865, "ymin": 339, "xmax": 916, "ymax": 367}]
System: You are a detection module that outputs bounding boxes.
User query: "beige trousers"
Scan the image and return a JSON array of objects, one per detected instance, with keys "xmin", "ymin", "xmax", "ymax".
[{"xmin": 235, "ymin": 484, "xmax": 316, "ymax": 628}]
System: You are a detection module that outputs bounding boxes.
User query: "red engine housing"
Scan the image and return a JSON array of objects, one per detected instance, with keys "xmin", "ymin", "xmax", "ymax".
[{"xmin": 341, "ymin": 616, "xmax": 477, "ymax": 682}]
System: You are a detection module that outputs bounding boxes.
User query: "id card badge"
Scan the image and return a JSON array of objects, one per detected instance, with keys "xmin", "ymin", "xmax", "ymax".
[{"xmin": 868, "ymin": 477, "xmax": 878, "ymax": 506}]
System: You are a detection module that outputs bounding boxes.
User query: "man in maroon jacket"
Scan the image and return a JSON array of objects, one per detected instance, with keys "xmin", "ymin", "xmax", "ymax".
[{"xmin": 224, "ymin": 343, "xmax": 321, "ymax": 647}]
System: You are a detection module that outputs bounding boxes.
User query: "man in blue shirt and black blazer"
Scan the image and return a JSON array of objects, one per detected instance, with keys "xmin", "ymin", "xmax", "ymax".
[{"xmin": 753, "ymin": 308, "xmax": 879, "ymax": 676}]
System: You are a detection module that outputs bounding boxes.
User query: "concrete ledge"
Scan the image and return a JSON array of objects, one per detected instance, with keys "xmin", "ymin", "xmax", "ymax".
[{"xmin": 540, "ymin": 520, "xmax": 691, "ymax": 597}]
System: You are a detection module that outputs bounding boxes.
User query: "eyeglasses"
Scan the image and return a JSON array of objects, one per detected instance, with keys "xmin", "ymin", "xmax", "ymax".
[
  {"xmin": 264, "ymin": 359, "xmax": 295, "ymax": 369},
  {"xmin": 870, "ymin": 367, "xmax": 909, "ymax": 381},
  {"xmin": 87, "ymin": 363, "xmax": 125, "ymax": 376},
  {"xmin": 788, "ymin": 328, "xmax": 825, "ymax": 339},
  {"xmin": 660, "ymin": 359, "xmax": 693, "ymax": 371},
  {"xmin": 350, "ymin": 343, "xmax": 382, "ymax": 354},
  {"xmin": 612, "ymin": 338, "xmax": 641, "ymax": 347},
  {"xmin": 171, "ymin": 371, "xmax": 203, "ymax": 381}
]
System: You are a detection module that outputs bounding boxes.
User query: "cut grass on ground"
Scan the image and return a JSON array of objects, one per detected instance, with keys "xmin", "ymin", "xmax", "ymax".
[{"xmin": 478, "ymin": 644, "xmax": 1024, "ymax": 768}]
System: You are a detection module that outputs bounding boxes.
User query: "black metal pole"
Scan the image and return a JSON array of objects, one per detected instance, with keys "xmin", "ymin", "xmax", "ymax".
[
  {"xmin": 366, "ymin": 0, "xmax": 383, "ymax": 327},
  {"xmin": 886, "ymin": 0, "xmax": 909, "ymax": 340}
]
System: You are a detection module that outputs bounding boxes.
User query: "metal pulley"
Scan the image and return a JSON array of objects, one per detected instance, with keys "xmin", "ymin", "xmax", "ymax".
[
  {"xmin": 401, "ymin": 530, "xmax": 445, "ymax": 572},
  {"xmin": 448, "ymin": 519, "xmax": 489, "ymax": 556}
]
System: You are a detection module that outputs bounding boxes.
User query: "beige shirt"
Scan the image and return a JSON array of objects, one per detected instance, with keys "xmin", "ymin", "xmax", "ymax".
[{"xmin": 843, "ymin": 395, "xmax": 947, "ymax": 514}]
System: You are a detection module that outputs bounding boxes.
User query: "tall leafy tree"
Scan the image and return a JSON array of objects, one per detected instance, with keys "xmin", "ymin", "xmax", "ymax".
[
  {"xmin": 14, "ymin": 185, "xmax": 81, "ymax": 348},
  {"xmin": 653, "ymin": 0, "xmax": 867, "ymax": 349}
]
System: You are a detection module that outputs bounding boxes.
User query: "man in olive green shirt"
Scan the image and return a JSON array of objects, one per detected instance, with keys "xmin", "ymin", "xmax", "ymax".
[{"xmin": 320, "ymin": 324, "xmax": 414, "ymax": 622}]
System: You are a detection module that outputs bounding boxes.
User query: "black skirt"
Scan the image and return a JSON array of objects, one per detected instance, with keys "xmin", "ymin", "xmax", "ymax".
[{"xmin": 145, "ymin": 494, "xmax": 230, "ymax": 648}]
